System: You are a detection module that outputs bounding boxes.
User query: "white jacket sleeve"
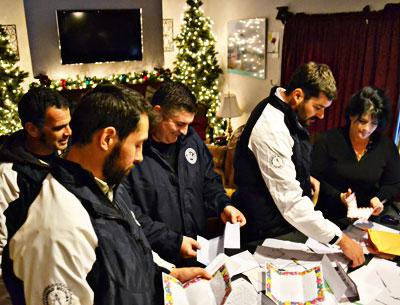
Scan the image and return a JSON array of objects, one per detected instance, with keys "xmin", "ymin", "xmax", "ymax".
[
  {"xmin": 0, "ymin": 163, "xmax": 20, "ymax": 263},
  {"xmin": 249, "ymin": 105, "xmax": 342, "ymax": 244},
  {"xmin": 9, "ymin": 175, "xmax": 98, "ymax": 305}
]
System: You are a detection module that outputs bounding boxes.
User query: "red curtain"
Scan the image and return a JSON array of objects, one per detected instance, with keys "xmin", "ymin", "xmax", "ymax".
[{"xmin": 281, "ymin": 3, "xmax": 400, "ymax": 136}]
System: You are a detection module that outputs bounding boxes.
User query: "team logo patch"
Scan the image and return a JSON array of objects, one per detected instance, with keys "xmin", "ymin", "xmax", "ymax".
[
  {"xmin": 270, "ymin": 155, "xmax": 283, "ymax": 168},
  {"xmin": 185, "ymin": 148, "xmax": 197, "ymax": 164},
  {"xmin": 43, "ymin": 283, "xmax": 72, "ymax": 305}
]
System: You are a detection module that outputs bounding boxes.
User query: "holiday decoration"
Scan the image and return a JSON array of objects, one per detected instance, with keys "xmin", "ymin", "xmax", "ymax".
[
  {"xmin": 0, "ymin": 26, "xmax": 28, "ymax": 135},
  {"xmin": 173, "ymin": 0, "xmax": 224, "ymax": 141},
  {"xmin": 30, "ymin": 68, "xmax": 172, "ymax": 91}
]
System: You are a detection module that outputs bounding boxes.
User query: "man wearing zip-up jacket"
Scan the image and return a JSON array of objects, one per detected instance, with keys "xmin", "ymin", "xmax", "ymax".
[
  {"xmin": 2, "ymin": 85, "xmax": 210, "ymax": 305},
  {"xmin": 233, "ymin": 62, "xmax": 365, "ymax": 268},
  {"xmin": 119, "ymin": 81, "xmax": 246, "ymax": 266}
]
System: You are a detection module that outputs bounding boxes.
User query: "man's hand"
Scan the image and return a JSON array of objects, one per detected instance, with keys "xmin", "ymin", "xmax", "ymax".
[
  {"xmin": 180, "ymin": 236, "xmax": 200, "ymax": 258},
  {"xmin": 220, "ymin": 205, "xmax": 246, "ymax": 227},
  {"xmin": 370, "ymin": 197, "xmax": 384, "ymax": 216},
  {"xmin": 169, "ymin": 267, "xmax": 211, "ymax": 283},
  {"xmin": 310, "ymin": 176, "xmax": 320, "ymax": 205},
  {"xmin": 338, "ymin": 233, "xmax": 365, "ymax": 268}
]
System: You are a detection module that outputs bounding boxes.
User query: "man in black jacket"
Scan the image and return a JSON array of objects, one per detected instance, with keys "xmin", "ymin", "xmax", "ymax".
[
  {"xmin": 2, "ymin": 85, "xmax": 209, "ymax": 305},
  {"xmin": 119, "ymin": 81, "xmax": 246, "ymax": 265},
  {"xmin": 0, "ymin": 87, "xmax": 72, "ymax": 264}
]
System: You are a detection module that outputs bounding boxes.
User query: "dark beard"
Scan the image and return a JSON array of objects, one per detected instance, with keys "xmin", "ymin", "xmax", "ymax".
[{"xmin": 102, "ymin": 143, "xmax": 127, "ymax": 187}]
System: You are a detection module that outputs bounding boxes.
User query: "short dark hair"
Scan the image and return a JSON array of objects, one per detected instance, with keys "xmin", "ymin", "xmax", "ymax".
[
  {"xmin": 151, "ymin": 81, "xmax": 197, "ymax": 115},
  {"xmin": 18, "ymin": 87, "xmax": 70, "ymax": 128},
  {"xmin": 286, "ymin": 62, "xmax": 337, "ymax": 101},
  {"xmin": 345, "ymin": 86, "xmax": 391, "ymax": 130},
  {"xmin": 70, "ymin": 85, "xmax": 151, "ymax": 145}
]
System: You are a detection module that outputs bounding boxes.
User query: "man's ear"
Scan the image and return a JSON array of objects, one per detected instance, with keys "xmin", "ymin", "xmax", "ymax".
[
  {"xmin": 289, "ymin": 88, "xmax": 305, "ymax": 108},
  {"xmin": 25, "ymin": 122, "xmax": 41, "ymax": 138},
  {"xmin": 99, "ymin": 127, "xmax": 117, "ymax": 151},
  {"xmin": 153, "ymin": 105, "xmax": 162, "ymax": 113}
]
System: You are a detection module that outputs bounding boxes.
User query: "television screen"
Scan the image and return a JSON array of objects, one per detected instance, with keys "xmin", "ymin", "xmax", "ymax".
[{"xmin": 56, "ymin": 9, "xmax": 143, "ymax": 64}]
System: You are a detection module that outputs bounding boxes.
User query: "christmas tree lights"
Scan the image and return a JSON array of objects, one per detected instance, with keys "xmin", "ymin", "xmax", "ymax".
[
  {"xmin": 173, "ymin": 0, "xmax": 224, "ymax": 141},
  {"xmin": 0, "ymin": 26, "xmax": 28, "ymax": 135}
]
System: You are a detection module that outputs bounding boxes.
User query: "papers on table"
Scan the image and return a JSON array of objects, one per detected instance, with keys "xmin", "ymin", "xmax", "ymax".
[
  {"xmin": 206, "ymin": 251, "xmax": 259, "ymax": 277},
  {"xmin": 305, "ymin": 238, "xmax": 342, "ymax": 254},
  {"xmin": 348, "ymin": 257, "xmax": 400, "ymax": 305},
  {"xmin": 197, "ymin": 222, "xmax": 240, "ymax": 265},
  {"xmin": 353, "ymin": 219, "xmax": 400, "ymax": 233},
  {"xmin": 225, "ymin": 278, "xmax": 259, "ymax": 305}
]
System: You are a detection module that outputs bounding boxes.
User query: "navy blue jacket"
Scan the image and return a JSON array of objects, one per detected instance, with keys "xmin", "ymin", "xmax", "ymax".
[
  {"xmin": 119, "ymin": 127, "xmax": 230, "ymax": 263},
  {"xmin": 2, "ymin": 158, "xmax": 164, "ymax": 305}
]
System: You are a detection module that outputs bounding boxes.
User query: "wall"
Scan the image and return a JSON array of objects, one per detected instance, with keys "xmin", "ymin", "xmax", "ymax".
[
  {"xmin": 24, "ymin": 0, "xmax": 163, "ymax": 80},
  {"xmin": 164, "ymin": 0, "xmax": 395, "ymax": 129},
  {"xmin": 0, "ymin": 0, "xmax": 34, "ymax": 89}
]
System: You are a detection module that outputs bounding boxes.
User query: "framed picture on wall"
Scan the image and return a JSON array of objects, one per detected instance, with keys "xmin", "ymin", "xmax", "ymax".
[
  {"xmin": 0, "ymin": 24, "xmax": 19, "ymax": 60},
  {"xmin": 163, "ymin": 18, "xmax": 174, "ymax": 52},
  {"xmin": 227, "ymin": 18, "xmax": 267, "ymax": 79}
]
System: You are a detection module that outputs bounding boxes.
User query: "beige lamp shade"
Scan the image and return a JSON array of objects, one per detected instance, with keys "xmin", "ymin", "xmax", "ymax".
[{"xmin": 217, "ymin": 93, "xmax": 242, "ymax": 118}]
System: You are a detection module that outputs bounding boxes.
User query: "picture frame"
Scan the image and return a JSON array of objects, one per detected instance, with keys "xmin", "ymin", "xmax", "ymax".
[
  {"xmin": 0, "ymin": 24, "xmax": 19, "ymax": 60},
  {"xmin": 227, "ymin": 18, "xmax": 267, "ymax": 79},
  {"xmin": 163, "ymin": 18, "xmax": 174, "ymax": 52}
]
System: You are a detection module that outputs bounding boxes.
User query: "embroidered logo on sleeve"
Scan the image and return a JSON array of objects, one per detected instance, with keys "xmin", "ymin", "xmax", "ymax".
[
  {"xmin": 270, "ymin": 155, "xmax": 283, "ymax": 168},
  {"xmin": 43, "ymin": 283, "xmax": 72, "ymax": 305},
  {"xmin": 185, "ymin": 148, "xmax": 197, "ymax": 164}
]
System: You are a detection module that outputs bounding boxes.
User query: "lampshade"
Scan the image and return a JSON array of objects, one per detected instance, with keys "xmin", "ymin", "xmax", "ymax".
[{"xmin": 217, "ymin": 93, "xmax": 242, "ymax": 118}]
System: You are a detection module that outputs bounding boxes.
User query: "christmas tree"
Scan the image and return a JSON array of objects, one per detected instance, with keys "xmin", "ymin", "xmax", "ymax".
[
  {"xmin": 173, "ymin": 0, "xmax": 224, "ymax": 141},
  {"xmin": 0, "ymin": 26, "xmax": 28, "ymax": 135}
]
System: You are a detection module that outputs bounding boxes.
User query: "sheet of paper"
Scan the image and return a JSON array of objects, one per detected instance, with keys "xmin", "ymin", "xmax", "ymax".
[
  {"xmin": 209, "ymin": 265, "xmax": 232, "ymax": 305},
  {"xmin": 184, "ymin": 278, "xmax": 218, "ymax": 305},
  {"xmin": 206, "ymin": 251, "xmax": 259, "ymax": 278},
  {"xmin": 371, "ymin": 257, "xmax": 400, "ymax": 299},
  {"xmin": 321, "ymin": 255, "xmax": 347, "ymax": 302},
  {"xmin": 306, "ymin": 238, "xmax": 342, "ymax": 254},
  {"xmin": 242, "ymin": 267, "xmax": 266, "ymax": 293},
  {"xmin": 224, "ymin": 222, "xmax": 240, "ymax": 249},
  {"xmin": 265, "ymin": 263, "xmax": 325, "ymax": 304},
  {"xmin": 346, "ymin": 194, "xmax": 374, "ymax": 220},
  {"xmin": 197, "ymin": 235, "xmax": 224, "ymax": 265},
  {"xmin": 353, "ymin": 220, "xmax": 400, "ymax": 233},
  {"xmin": 225, "ymin": 278, "xmax": 259, "ymax": 305},
  {"xmin": 348, "ymin": 265, "xmax": 384, "ymax": 304},
  {"xmin": 262, "ymin": 238, "xmax": 312, "ymax": 252},
  {"xmin": 206, "ymin": 253, "xmax": 229, "ymax": 275}
]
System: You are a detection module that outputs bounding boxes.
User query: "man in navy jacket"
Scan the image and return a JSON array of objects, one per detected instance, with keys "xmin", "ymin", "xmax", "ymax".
[{"xmin": 119, "ymin": 81, "xmax": 246, "ymax": 265}]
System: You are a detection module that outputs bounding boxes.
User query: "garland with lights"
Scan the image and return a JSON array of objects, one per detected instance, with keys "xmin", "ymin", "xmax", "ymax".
[
  {"xmin": 0, "ymin": 26, "xmax": 28, "ymax": 135},
  {"xmin": 173, "ymin": 0, "xmax": 224, "ymax": 141},
  {"xmin": 30, "ymin": 68, "xmax": 172, "ymax": 91}
]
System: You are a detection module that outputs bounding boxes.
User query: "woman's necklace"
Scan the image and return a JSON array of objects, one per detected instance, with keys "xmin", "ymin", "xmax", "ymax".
[{"xmin": 352, "ymin": 140, "xmax": 369, "ymax": 161}]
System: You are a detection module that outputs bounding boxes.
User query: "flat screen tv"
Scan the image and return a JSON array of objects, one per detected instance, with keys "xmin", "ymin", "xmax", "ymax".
[{"xmin": 56, "ymin": 9, "xmax": 143, "ymax": 64}]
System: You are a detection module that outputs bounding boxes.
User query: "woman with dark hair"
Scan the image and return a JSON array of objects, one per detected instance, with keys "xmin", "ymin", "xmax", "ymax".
[{"xmin": 311, "ymin": 86, "xmax": 400, "ymax": 221}]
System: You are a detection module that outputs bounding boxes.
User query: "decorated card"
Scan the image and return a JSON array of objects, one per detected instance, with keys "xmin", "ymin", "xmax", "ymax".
[{"xmin": 265, "ymin": 263, "xmax": 324, "ymax": 305}]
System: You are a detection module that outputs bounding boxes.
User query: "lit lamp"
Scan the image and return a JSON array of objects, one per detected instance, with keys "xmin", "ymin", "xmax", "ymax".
[{"xmin": 217, "ymin": 93, "xmax": 242, "ymax": 140}]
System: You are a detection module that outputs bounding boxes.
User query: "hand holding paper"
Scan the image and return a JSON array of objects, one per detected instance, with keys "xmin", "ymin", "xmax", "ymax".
[{"xmin": 220, "ymin": 205, "xmax": 246, "ymax": 226}]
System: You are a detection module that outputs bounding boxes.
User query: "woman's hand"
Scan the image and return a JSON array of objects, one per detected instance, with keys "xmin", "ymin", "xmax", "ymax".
[{"xmin": 370, "ymin": 197, "xmax": 384, "ymax": 216}]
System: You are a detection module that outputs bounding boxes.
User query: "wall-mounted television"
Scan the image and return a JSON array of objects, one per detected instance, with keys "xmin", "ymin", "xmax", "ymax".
[{"xmin": 56, "ymin": 9, "xmax": 143, "ymax": 65}]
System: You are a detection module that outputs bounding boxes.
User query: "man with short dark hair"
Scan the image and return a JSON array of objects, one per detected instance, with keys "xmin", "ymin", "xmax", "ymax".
[
  {"xmin": 2, "ymin": 85, "xmax": 209, "ymax": 305},
  {"xmin": 233, "ymin": 62, "xmax": 365, "ymax": 267},
  {"xmin": 0, "ymin": 87, "xmax": 71, "ymax": 261},
  {"xmin": 119, "ymin": 81, "xmax": 246, "ymax": 266}
]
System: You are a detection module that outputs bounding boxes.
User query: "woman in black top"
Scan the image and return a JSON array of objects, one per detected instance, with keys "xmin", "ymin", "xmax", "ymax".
[{"xmin": 311, "ymin": 86, "xmax": 400, "ymax": 220}]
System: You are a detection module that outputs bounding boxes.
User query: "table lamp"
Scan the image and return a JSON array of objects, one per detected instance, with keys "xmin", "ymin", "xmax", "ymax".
[{"xmin": 217, "ymin": 93, "xmax": 242, "ymax": 139}]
